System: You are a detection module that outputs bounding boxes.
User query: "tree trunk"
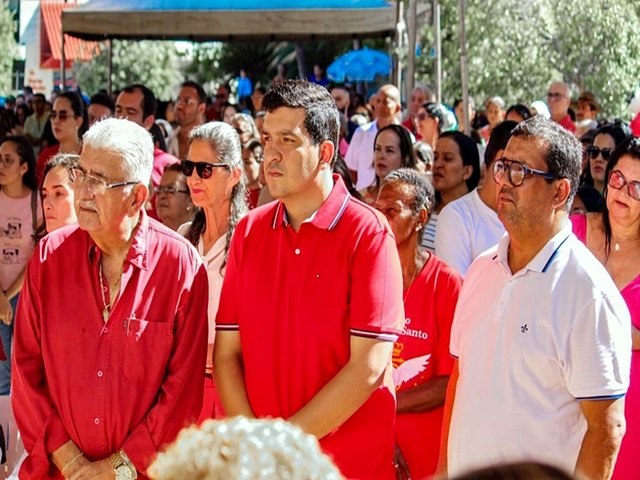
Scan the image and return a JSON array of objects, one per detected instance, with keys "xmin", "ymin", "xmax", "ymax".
[{"xmin": 295, "ymin": 42, "xmax": 306, "ymax": 80}]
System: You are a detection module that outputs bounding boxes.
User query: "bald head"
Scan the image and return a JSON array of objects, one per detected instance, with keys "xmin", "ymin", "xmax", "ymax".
[{"xmin": 375, "ymin": 84, "xmax": 402, "ymax": 123}]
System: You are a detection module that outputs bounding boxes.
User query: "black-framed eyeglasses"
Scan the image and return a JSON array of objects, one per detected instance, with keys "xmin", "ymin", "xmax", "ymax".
[
  {"xmin": 181, "ymin": 159, "xmax": 230, "ymax": 180},
  {"xmin": 546, "ymin": 92, "xmax": 565, "ymax": 101},
  {"xmin": 69, "ymin": 167, "xmax": 138, "ymax": 195},
  {"xmin": 154, "ymin": 185, "xmax": 190, "ymax": 196},
  {"xmin": 608, "ymin": 169, "xmax": 640, "ymax": 201},
  {"xmin": 493, "ymin": 158, "xmax": 556, "ymax": 187},
  {"xmin": 416, "ymin": 111, "xmax": 431, "ymax": 121},
  {"xmin": 586, "ymin": 146, "xmax": 614, "ymax": 161}
]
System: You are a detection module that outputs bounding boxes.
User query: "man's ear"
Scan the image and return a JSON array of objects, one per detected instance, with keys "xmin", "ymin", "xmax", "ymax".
[
  {"xmin": 554, "ymin": 178, "xmax": 572, "ymax": 209},
  {"xmin": 318, "ymin": 140, "xmax": 335, "ymax": 166},
  {"xmin": 143, "ymin": 115, "xmax": 155, "ymax": 131},
  {"xmin": 130, "ymin": 183, "xmax": 149, "ymax": 214}
]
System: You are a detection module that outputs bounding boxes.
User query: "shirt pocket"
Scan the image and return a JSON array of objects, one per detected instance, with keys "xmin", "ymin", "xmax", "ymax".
[{"xmin": 122, "ymin": 318, "xmax": 173, "ymax": 385}]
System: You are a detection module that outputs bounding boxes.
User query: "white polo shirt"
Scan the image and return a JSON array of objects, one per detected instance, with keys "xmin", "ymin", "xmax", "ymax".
[
  {"xmin": 448, "ymin": 225, "xmax": 631, "ymax": 476},
  {"xmin": 435, "ymin": 189, "xmax": 504, "ymax": 277}
]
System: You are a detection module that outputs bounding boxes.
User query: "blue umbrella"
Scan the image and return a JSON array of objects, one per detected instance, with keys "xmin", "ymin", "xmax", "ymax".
[{"xmin": 327, "ymin": 47, "xmax": 391, "ymax": 83}]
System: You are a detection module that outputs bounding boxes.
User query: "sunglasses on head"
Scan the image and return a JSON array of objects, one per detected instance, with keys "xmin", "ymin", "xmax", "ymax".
[
  {"xmin": 586, "ymin": 146, "xmax": 614, "ymax": 161},
  {"xmin": 181, "ymin": 159, "xmax": 230, "ymax": 179}
]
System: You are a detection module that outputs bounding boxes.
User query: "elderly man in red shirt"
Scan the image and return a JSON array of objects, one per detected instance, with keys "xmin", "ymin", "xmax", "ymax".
[
  {"xmin": 12, "ymin": 118, "xmax": 208, "ymax": 479},
  {"xmin": 214, "ymin": 80, "xmax": 404, "ymax": 480}
]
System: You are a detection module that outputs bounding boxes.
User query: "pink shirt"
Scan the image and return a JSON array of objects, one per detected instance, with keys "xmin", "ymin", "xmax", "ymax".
[
  {"xmin": 217, "ymin": 175, "xmax": 404, "ymax": 479},
  {"xmin": 12, "ymin": 212, "xmax": 209, "ymax": 479}
]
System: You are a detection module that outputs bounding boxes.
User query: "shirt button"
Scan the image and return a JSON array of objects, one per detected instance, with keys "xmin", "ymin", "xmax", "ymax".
[
  {"xmin": 294, "ymin": 248, "xmax": 301, "ymax": 255},
  {"xmin": 94, "ymin": 418, "xmax": 100, "ymax": 425},
  {"xmin": 97, "ymin": 370, "xmax": 104, "ymax": 378}
]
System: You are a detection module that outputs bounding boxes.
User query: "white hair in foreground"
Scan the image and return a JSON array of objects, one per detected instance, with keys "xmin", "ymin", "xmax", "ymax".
[{"xmin": 148, "ymin": 417, "xmax": 343, "ymax": 480}]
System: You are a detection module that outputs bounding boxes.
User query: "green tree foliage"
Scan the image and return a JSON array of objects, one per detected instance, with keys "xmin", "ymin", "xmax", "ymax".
[
  {"xmin": 0, "ymin": 3, "xmax": 18, "ymax": 92},
  {"xmin": 416, "ymin": 0, "xmax": 640, "ymax": 117},
  {"xmin": 74, "ymin": 40, "xmax": 182, "ymax": 100}
]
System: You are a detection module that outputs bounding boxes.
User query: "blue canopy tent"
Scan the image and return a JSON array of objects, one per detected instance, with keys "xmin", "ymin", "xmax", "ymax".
[{"xmin": 61, "ymin": 0, "xmax": 397, "ymax": 42}]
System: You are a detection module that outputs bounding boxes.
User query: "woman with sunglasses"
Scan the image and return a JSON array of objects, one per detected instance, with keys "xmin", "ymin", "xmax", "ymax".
[
  {"xmin": 416, "ymin": 102, "xmax": 445, "ymax": 151},
  {"xmin": 180, "ymin": 122, "xmax": 248, "ymax": 422},
  {"xmin": 373, "ymin": 168, "xmax": 461, "ymax": 479},
  {"xmin": 360, "ymin": 124, "xmax": 417, "ymax": 205},
  {"xmin": 0, "ymin": 136, "xmax": 41, "ymax": 395},
  {"xmin": 571, "ymin": 137, "xmax": 640, "ymax": 480},
  {"xmin": 580, "ymin": 122, "xmax": 631, "ymax": 197},
  {"xmin": 36, "ymin": 92, "xmax": 87, "ymax": 185}
]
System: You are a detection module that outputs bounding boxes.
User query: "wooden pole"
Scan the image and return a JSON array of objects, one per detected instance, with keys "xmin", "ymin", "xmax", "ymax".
[
  {"xmin": 459, "ymin": 0, "xmax": 470, "ymax": 135},
  {"xmin": 107, "ymin": 39, "xmax": 113, "ymax": 95}
]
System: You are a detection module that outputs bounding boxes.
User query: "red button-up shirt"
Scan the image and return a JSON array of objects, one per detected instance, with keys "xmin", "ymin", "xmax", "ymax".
[
  {"xmin": 12, "ymin": 212, "xmax": 208, "ymax": 479},
  {"xmin": 217, "ymin": 175, "xmax": 404, "ymax": 479}
]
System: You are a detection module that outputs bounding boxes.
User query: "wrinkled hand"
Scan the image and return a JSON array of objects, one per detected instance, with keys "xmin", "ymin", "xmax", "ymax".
[
  {"xmin": 68, "ymin": 459, "xmax": 114, "ymax": 480},
  {"xmin": 0, "ymin": 293, "xmax": 13, "ymax": 326}
]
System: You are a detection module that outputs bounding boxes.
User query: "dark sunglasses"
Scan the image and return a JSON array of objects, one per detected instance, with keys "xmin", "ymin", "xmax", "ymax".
[
  {"xmin": 50, "ymin": 111, "xmax": 74, "ymax": 121},
  {"xmin": 181, "ymin": 159, "xmax": 230, "ymax": 179},
  {"xmin": 586, "ymin": 146, "xmax": 614, "ymax": 161},
  {"xmin": 416, "ymin": 112, "xmax": 431, "ymax": 121}
]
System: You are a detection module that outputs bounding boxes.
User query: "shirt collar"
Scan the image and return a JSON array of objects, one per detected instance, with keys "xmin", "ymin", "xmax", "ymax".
[
  {"xmin": 271, "ymin": 174, "xmax": 351, "ymax": 231},
  {"xmin": 87, "ymin": 210, "xmax": 149, "ymax": 270},
  {"xmin": 495, "ymin": 223, "xmax": 572, "ymax": 274}
]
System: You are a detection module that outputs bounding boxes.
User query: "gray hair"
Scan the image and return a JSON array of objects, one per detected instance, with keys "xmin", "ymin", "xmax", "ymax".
[
  {"xmin": 185, "ymin": 121, "xmax": 248, "ymax": 269},
  {"xmin": 83, "ymin": 118, "xmax": 153, "ymax": 185}
]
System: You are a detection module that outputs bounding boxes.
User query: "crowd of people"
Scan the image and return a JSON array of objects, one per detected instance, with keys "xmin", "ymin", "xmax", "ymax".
[{"xmin": 0, "ymin": 72, "xmax": 637, "ymax": 480}]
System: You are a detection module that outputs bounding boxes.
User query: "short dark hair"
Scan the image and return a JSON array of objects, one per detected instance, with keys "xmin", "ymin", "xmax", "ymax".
[
  {"xmin": 374, "ymin": 124, "xmax": 417, "ymax": 173},
  {"xmin": 262, "ymin": 80, "xmax": 339, "ymax": 164},
  {"xmin": 602, "ymin": 136, "xmax": 640, "ymax": 257},
  {"xmin": 89, "ymin": 92, "xmax": 115, "ymax": 115},
  {"xmin": 422, "ymin": 102, "xmax": 445, "ymax": 134},
  {"xmin": 505, "ymin": 103, "xmax": 532, "ymax": 122},
  {"xmin": 593, "ymin": 120, "xmax": 632, "ymax": 148},
  {"xmin": 181, "ymin": 80, "xmax": 206, "ymax": 104},
  {"xmin": 439, "ymin": 131, "xmax": 481, "ymax": 191},
  {"xmin": 510, "ymin": 115, "xmax": 582, "ymax": 208},
  {"xmin": 122, "ymin": 84, "xmax": 156, "ymax": 120},
  {"xmin": 485, "ymin": 120, "xmax": 518, "ymax": 166}
]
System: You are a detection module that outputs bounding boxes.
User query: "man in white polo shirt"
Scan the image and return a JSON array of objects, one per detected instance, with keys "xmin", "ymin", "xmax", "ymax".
[{"xmin": 439, "ymin": 116, "xmax": 631, "ymax": 480}]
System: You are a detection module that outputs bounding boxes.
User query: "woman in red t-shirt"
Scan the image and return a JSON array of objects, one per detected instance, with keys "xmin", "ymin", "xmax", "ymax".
[
  {"xmin": 374, "ymin": 168, "xmax": 462, "ymax": 479},
  {"xmin": 36, "ymin": 91, "xmax": 86, "ymax": 186}
]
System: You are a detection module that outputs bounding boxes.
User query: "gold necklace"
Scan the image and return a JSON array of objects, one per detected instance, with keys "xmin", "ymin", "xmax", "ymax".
[{"xmin": 98, "ymin": 264, "xmax": 111, "ymax": 323}]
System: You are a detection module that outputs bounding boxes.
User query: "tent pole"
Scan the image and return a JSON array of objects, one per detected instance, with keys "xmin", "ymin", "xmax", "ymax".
[
  {"xmin": 61, "ymin": 24, "xmax": 66, "ymax": 90},
  {"xmin": 407, "ymin": 0, "xmax": 417, "ymax": 101},
  {"xmin": 434, "ymin": 0, "xmax": 441, "ymax": 104},
  {"xmin": 459, "ymin": 0, "xmax": 470, "ymax": 135},
  {"xmin": 107, "ymin": 38, "xmax": 113, "ymax": 95}
]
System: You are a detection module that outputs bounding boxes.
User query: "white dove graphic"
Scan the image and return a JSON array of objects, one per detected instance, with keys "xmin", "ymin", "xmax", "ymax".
[{"xmin": 393, "ymin": 354, "xmax": 431, "ymax": 388}]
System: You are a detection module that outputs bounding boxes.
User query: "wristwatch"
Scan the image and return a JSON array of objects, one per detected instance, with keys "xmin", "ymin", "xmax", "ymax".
[{"xmin": 109, "ymin": 451, "xmax": 138, "ymax": 480}]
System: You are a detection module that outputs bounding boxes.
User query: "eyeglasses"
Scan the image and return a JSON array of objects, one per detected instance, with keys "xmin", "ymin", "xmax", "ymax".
[
  {"xmin": 69, "ymin": 167, "xmax": 138, "ymax": 195},
  {"xmin": 493, "ymin": 158, "xmax": 556, "ymax": 187},
  {"xmin": 0, "ymin": 156, "xmax": 17, "ymax": 168},
  {"xmin": 50, "ymin": 111, "xmax": 75, "ymax": 121},
  {"xmin": 416, "ymin": 112, "xmax": 431, "ymax": 121},
  {"xmin": 176, "ymin": 97, "xmax": 199, "ymax": 107},
  {"xmin": 181, "ymin": 160, "xmax": 230, "ymax": 179},
  {"xmin": 546, "ymin": 92, "xmax": 565, "ymax": 101},
  {"xmin": 154, "ymin": 185, "xmax": 190, "ymax": 196},
  {"xmin": 586, "ymin": 146, "xmax": 614, "ymax": 161},
  {"xmin": 608, "ymin": 170, "xmax": 640, "ymax": 201}
]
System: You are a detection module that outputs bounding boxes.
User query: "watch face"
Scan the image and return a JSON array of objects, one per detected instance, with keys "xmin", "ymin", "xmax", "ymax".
[{"xmin": 115, "ymin": 465, "xmax": 134, "ymax": 480}]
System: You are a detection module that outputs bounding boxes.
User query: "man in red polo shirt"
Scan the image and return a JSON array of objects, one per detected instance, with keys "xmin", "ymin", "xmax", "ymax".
[
  {"xmin": 12, "ymin": 118, "xmax": 208, "ymax": 479},
  {"xmin": 214, "ymin": 80, "xmax": 404, "ymax": 480},
  {"xmin": 546, "ymin": 81, "xmax": 576, "ymax": 134}
]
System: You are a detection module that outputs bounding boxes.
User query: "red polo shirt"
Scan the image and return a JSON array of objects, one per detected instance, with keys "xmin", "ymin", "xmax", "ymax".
[
  {"xmin": 12, "ymin": 212, "xmax": 208, "ymax": 479},
  {"xmin": 556, "ymin": 114, "xmax": 576, "ymax": 134},
  {"xmin": 216, "ymin": 175, "xmax": 404, "ymax": 480},
  {"xmin": 394, "ymin": 254, "xmax": 461, "ymax": 479}
]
